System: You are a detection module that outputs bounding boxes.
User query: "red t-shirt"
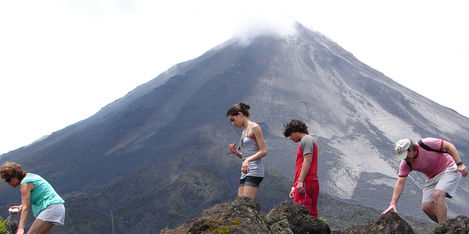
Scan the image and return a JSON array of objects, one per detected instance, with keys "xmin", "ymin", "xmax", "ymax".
[{"xmin": 294, "ymin": 135, "xmax": 318, "ymax": 183}]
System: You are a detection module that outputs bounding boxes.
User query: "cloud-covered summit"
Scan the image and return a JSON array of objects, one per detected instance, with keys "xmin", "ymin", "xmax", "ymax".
[{"xmin": 232, "ymin": 15, "xmax": 298, "ymax": 45}]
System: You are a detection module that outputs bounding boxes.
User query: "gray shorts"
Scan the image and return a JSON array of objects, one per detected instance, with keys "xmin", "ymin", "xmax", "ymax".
[
  {"xmin": 37, "ymin": 203, "xmax": 65, "ymax": 225},
  {"xmin": 239, "ymin": 176, "xmax": 263, "ymax": 187},
  {"xmin": 422, "ymin": 164, "xmax": 461, "ymax": 203}
]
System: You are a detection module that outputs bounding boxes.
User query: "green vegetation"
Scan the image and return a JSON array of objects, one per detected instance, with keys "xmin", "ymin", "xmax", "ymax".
[
  {"xmin": 0, "ymin": 218, "xmax": 6, "ymax": 234},
  {"xmin": 204, "ymin": 219, "xmax": 242, "ymax": 234},
  {"xmin": 318, "ymin": 216, "xmax": 327, "ymax": 223},
  {"xmin": 110, "ymin": 211, "xmax": 115, "ymax": 234},
  {"xmin": 0, "ymin": 216, "xmax": 17, "ymax": 234}
]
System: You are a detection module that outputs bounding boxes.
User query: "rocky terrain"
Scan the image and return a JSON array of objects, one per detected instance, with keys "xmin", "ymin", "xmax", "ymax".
[{"xmin": 162, "ymin": 197, "xmax": 468, "ymax": 234}]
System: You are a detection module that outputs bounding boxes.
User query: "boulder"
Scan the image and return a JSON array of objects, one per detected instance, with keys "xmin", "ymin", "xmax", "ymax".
[
  {"xmin": 338, "ymin": 212, "xmax": 414, "ymax": 234},
  {"xmin": 433, "ymin": 216, "xmax": 469, "ymax": 234},
  {"xmin": 161, "ymin": 198, "xmax": 331, "ymax": 234},
  {"xmin": 161, "ymin": 196, "xmax": 269, "ymax": 233},
  {"xmin": 266, "ymin": 201, "xmax": 330, "ymax": 234}
]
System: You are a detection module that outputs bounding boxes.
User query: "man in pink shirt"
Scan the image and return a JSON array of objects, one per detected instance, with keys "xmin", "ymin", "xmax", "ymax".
[{"xmin": 382, "ymin": 137, "xmax": 468, "ymax": 223}]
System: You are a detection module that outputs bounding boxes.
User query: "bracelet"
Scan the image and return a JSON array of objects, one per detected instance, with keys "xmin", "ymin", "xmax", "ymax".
[
  {"xmin": 457, "ymin": 161, "xmax": 464, "ymax": 166},
  {"xmin": 390, "ymin": 201, "xmax": 396, "ymax": 206}
]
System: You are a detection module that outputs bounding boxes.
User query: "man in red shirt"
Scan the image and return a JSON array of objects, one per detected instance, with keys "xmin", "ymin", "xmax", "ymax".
[{"xmin": 283, "ymin": 119, "xmax": 319, "ymax": 217}]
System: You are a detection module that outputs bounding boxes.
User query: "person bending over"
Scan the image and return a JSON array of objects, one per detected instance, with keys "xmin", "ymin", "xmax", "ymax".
[
  {"xmin": 382, "ymin": 138, "xmax": 467, "ymax": 223},
  {"xmin": 1, "ymin": 162, "xmax": 65, "ymax": 234}
]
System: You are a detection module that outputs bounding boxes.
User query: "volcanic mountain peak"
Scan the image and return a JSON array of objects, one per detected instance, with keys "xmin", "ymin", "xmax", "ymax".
[{"xmin": 1, "ymin": 22, "xmax": 468, "ymax": 232}]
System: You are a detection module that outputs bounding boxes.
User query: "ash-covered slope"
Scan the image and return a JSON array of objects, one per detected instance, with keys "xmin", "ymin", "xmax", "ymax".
[
  {"xmin": 1, "ymin": 23, "xmax": 468, "ymax": 231},
  {"xmin": 230, "ymin": 24, "xmax": 469, "ymax": 218}
]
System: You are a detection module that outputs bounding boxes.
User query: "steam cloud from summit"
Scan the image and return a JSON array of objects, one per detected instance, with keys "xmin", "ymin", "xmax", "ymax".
[{"xmin": 232, "ymin": 15, "xmax": 298, "ymax": 45}]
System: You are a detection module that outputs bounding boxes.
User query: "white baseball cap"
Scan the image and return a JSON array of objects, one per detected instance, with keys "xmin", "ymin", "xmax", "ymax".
[{"xmin": 395, "ymin": 139, "xmax": 411, "ymax": 160}]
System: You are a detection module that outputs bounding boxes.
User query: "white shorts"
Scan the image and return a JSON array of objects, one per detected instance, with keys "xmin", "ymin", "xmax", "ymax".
[
  {"xmin": 37, "ymin": 203, "xmax": 65, "ymax": 225},
  {"xmin": 422, "ymin": 164, "xmax": 461, "ymax": 203}
]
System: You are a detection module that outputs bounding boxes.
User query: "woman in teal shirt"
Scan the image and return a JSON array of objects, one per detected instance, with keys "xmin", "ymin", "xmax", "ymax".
[{"xmin": 1, "ymin": 162, "xmax": 65, "ymax": 234}]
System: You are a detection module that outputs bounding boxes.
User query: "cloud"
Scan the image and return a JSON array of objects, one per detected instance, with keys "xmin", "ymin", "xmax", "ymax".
[
  {"xmin": 232, "ymin": 15, "xmax": 297, "ymax": 45},
  {"xmin": 226, "ymin": 0, "xmax": 298, "ymax": 45}
]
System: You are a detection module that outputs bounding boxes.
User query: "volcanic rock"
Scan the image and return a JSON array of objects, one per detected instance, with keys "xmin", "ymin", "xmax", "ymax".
[
  {"xmin": 337, "ymin": 212, "xmax": 414, "ymax": 234},
  {"xmin": 433, "ymin": 216, "xmax": 469, "ymax": 234}
]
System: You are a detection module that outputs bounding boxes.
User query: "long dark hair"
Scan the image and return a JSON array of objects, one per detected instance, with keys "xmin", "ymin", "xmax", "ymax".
[{"xmin": 226, "ymin": 102, "xmax": 250, "ymax": 117}]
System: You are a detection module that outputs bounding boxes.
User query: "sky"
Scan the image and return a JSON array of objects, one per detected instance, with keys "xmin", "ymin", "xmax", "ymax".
[{"xmin": 1, "ymin": 0, "xmax": 468, "ymax": 154}]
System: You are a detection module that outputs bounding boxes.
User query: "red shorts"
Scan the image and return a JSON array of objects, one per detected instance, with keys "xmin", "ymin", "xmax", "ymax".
[{"xmin": 293, "ymin": 180, "xmax": 319, "ymax": 217}]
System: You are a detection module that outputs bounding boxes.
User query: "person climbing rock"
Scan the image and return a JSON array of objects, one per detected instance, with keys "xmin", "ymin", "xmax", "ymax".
[{"xmin": 382, "ymin": 137, "xmax": 467, "ymax": 223}]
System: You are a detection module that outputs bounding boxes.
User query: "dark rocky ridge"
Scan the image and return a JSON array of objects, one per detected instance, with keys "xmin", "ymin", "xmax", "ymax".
[
  {"xmin": 338, "ymin": 212, "xmax": 415, "ymax": 234},
  {"xmin": 433, "ymin": 216, "xmax": 469, "ymax": 234},
  {"xmin": 161, "ymin": 197, "xmax": 468, "ymax": 234},
  {"xmin": 161, "ymin": 197, "xmax": 331, "ymax": 234}
]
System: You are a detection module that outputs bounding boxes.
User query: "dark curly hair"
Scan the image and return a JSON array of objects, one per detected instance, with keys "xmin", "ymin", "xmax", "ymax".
[
  {"xmin": 0, "ymin": 162, "xmax": 27, "ymax": 181},
  {"xmin": 283, "ymin": 119, "xmax": 308, "ymax": 137},
  {"xmin": 226, "ymin": 102, "xmax": 250, "ymax": 117}
]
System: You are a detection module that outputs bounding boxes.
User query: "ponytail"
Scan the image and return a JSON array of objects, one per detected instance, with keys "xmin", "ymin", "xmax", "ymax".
[{"xmin": 226, "ymin": 102, "xmax": 250, "ymax": 117}]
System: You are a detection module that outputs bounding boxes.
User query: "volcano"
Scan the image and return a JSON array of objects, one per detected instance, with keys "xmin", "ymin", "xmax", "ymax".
[{"xmin": 1, "ymin": 22, "xmax": 468, "ymax": 233}]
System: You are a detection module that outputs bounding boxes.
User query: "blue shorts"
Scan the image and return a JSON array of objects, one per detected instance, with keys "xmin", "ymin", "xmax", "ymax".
[{"xmin": 239, "ymin": 176, "xmax": 263, "ymax": 187}]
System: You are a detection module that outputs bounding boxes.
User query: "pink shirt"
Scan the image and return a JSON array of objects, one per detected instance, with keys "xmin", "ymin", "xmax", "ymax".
[{"xmin": 398, "ymin": 138, "xmax": 455, "ymax": 179}]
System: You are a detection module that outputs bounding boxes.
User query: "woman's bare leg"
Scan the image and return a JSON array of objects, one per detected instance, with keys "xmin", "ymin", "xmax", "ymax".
[
  {"xmin": 240, "ymin": 186, "xmax": 258, "ymax": 199},
  {"xmin": 27, "ymin": 219, "xmax": 54, "ymax": 234}
]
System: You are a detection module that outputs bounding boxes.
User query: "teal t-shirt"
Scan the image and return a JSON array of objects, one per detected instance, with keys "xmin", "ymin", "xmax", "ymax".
[{"xmin": 21, "ymin": 173, "xmax": 65, "ymax": 217}]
